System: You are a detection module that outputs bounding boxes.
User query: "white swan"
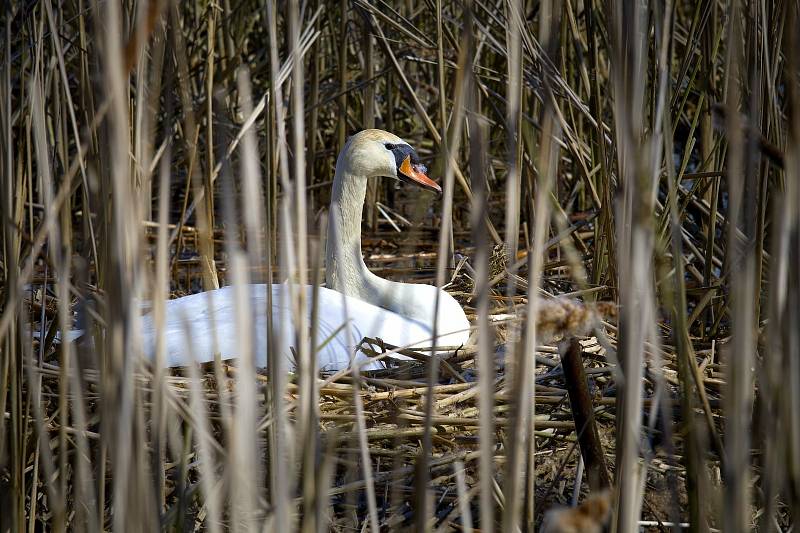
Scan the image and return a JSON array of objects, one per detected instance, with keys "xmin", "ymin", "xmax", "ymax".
[{"xmin": 142, "ymin": 130, "xmax": 470, "ymax": 371}]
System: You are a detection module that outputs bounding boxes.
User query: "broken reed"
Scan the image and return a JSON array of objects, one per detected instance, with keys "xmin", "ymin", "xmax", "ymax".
[{"xmin": 1, "ymin": 0, "xmax": 799, "ymax": 532}]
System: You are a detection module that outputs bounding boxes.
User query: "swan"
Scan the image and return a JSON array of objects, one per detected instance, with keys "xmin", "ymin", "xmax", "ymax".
[{"xmin": 141, "ymin": 130, "xmax": 470, "ymax": 371}]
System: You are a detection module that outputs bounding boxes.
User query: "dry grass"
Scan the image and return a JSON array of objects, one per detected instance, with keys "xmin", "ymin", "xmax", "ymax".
[{"xmin": 1, "ymin": 0, "xmax": 799, "ymax": 531}]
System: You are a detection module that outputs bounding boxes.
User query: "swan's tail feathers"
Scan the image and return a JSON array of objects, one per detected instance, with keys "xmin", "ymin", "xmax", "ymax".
[
  {"xmin": 63, "ymin": 329, "xmax": 86, "ymax": 343},
  {"xmin": 29, "ymin": 327, "xmax": 85, "ymax": 344}
]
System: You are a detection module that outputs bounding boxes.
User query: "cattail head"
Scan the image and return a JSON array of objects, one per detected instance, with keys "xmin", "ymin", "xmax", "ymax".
[
  {"xmin": 540, "ymin": 489, "xmax": 613, "ymax": 533},
  {"xmin": 536, "ymin": 298, "xmax": 617, "ymax": 341}
]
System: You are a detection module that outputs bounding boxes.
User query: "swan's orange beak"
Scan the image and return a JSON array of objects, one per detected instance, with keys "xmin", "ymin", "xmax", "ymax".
[{"xmin": 398, "ymin": 155, "xmax": 441, "ymax": 195}]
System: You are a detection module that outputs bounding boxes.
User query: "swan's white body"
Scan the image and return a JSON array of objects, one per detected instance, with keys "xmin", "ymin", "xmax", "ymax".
[
  {"xmin": 141, "ymin": 283, "xmax": 469, "ymax": 371},
  {"xmin": 142, "ymin": 130, "xmax": 470, "ymax": 371}
]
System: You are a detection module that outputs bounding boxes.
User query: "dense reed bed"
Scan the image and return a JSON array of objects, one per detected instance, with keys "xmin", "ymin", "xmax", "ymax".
[{"xmin": 1, "ymin": 0, "xmax": 799, "ymax": 531}]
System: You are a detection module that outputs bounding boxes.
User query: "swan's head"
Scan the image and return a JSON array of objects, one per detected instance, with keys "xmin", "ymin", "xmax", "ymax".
[{"xmin": 339, "ymin": 129, "xmax": 441, "ymax": 194}]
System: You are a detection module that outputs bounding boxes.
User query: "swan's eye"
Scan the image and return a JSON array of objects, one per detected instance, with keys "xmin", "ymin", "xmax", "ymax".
[{"xmin": 384, "ymin": 143, "xmax": 396, "ymax": 150}]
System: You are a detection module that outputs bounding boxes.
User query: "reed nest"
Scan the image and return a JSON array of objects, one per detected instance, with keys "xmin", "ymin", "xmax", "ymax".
[{"xmin": 27, "ymin": 253, "xmax": 628, "ymax": 531}]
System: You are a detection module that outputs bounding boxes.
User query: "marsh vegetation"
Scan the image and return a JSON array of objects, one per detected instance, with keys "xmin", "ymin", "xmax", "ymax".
[{"xmin": 1, "ymin": 0, "xmax": 799, "ymax": 531}]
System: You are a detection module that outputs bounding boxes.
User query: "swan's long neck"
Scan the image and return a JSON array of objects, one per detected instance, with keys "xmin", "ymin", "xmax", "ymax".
[
  {"xmin": 325, "ymin": 147, "xmax": 443, "ymax": 327},
  {"xmin": 326, "ymin": 157, "xmax": 418, "ymax": 317},
  {"xmin": 325, "ymin": 159, "xmax": 373, "ymax": 298}
]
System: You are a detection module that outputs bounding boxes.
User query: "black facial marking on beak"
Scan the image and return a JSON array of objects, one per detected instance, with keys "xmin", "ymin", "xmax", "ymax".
[
  {"xmin": 383, "ymin": 142, "xmax": 441, "ymax": 194},
  {"xmin": 385, "ymin": 143, "xmax": 416, "ymax": 169}
]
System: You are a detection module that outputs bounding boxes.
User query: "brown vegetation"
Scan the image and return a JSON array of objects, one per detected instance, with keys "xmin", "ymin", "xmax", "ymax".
[{"xmin": 1, "ymin": 0, "xmax": 799, "ymax": 531}]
